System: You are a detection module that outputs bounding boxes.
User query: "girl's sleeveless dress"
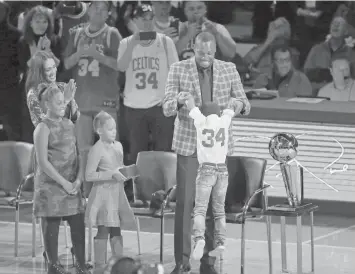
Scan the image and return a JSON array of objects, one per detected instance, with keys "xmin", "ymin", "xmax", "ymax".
[
  {"xmin": 85, "ymin": 140, "xmax": 135, "ymax": 228},
  {"xmin": 33, "ymin": 117, "xmax": 85, "ymax": 217}
]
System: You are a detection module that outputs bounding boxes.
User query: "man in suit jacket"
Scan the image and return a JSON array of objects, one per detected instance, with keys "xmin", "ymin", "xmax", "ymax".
[{"xmin": 163, "ymin": 31, "xmax": 250, "ymax": 274}]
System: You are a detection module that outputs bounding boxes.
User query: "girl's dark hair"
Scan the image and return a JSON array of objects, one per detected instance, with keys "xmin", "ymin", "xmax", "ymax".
[{"xmin": 22, "ymin": 5, "xmax": 54, "ymax": 44}]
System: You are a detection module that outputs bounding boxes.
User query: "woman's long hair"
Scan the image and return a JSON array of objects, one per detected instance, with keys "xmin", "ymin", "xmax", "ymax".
[
  {"xmin": 22, "ymin": 5, "xmax": 54, "ymax": 45},
  {"xmin": 25, "ymin": 50, "xmax": 58, "ymax": 94}
]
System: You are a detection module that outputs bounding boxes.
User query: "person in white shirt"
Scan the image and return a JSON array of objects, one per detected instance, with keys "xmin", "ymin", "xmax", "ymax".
[
  {"xmin": 318, "ymin": 57, "xmax": 355, "ymax": 101},
  {"xmin": 185, "ymin": 97, "xmax": 235, "ymax": 261},
  {"xmin": 117, "ymin": 4, "xmax": 179, "ymax": 164}
]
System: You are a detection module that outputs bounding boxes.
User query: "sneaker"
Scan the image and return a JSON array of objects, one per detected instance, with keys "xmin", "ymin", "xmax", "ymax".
[
  {"xmin": 208, "ymin": 244, "xmax": 225, "ymax": 257},
  {"xmin": 192, "ymin": 239, "xmax": 205, "ymax": 260}
]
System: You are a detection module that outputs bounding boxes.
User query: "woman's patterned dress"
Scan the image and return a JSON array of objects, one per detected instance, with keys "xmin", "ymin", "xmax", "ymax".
[{"xmin": 33, "ymin": 117, "xmax": 85, "ymax": 217}]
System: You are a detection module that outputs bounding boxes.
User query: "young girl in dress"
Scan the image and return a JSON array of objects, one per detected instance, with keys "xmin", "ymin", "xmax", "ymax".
[
  {"xmin": 85, "ymin": 111, "xmax": 135, "ymax": 272},
  {"xmin": 33, "ymin": 85, "xmax": 90, "ymax": 274}
]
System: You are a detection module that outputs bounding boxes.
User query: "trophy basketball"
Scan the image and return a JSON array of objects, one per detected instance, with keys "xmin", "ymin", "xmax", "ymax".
[{"xmin": 268, "ymin": 133, "xmax": 310, "ymax": 209}]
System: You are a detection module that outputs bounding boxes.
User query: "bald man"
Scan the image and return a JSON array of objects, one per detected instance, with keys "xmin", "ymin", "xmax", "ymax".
[{"xmin": 163, "ymin": 32, "xmax": 250, "ymax": 274}]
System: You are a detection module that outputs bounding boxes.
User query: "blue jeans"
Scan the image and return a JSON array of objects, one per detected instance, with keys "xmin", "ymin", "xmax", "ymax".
[{"xmin": 193, "ymin": 163, "xmax": 228, "ymax": 244}]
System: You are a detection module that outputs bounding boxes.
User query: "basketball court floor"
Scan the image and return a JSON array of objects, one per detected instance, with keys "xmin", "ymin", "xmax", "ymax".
[{"xmin": 0, "ymin": 205, "xmax": 354, "ymax": 274}]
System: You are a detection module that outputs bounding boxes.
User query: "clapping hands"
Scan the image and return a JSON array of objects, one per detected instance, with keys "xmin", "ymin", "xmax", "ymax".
[
  {"xmin": 78, "ymin": 40, "xmax": 101, "ymax": 59},
  {"xmin": 202, "ymin": 18, "xmax": 218, "ymax": 35},
  {"xmin": 63, "ymin": 79, "xmax": 77, "ymax": 104}
]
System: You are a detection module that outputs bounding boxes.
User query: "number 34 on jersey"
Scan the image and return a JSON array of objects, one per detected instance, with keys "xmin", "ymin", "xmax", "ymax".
[
  {"xmin": 78, "ymin": 59, "xmax": 100, "ymax": 77},
  {"xmin": 202, "ymin": 128, "xmax": 226, "ymax": 148}
]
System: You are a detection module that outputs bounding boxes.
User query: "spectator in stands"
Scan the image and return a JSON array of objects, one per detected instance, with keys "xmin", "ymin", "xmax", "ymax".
[
  {"xmin": 176, "ymin": 1, "xmax": 237, "ymax": 61},
  {"xmin": 151, "ymin": 1, "xmax": 180, "ymax": 42},
  {"xmin": 117, "ymin": 4, "xmax": 179, "ymax": 165},
  {"xmin": 53, "ymin": 1, "xmax": 89, "ymax": 51},
  {"xmin": 16, "ymin": 1, "xmax": 42, "ymax": 31},
  {"xmin": 64, "ymin": 1, "xmax": 121, "ymax": 154},
  {"xmin": 318, "ymin": 57, "xmax": 355, "ymax": 101},
  {"xmin": 244, "ymin": 17, "xmax": 299, "ymax": 79},
  {"xmin": 26, "ymin": 50, "xmax": 80, "ymax": 128},
  {"xmin": 53, "ymin": 1, "xmax": 89, "ymax": 82},
  {"xmin": 253, "ymin": 45, "xmax": 312, "ymax": 98},
  {"xmin": 293, "ymin": 1, "xmax": 343, "ymax": 66},
  {"xmin": 252, "ymin": 1, "xmax": 295, "ymax": 41},
  {"xmin": 335, "ymin": 2, "xmax": 355, "ymax": 38},
  {"xmin": 114, "ymin": 1, "xmax": 139, "ymax": 39},
  {"xmin": 0, "ymin": 1, "xmax": 21, "ymax": 141},
  {"xmin": 18, "ymin": 4, "xmax": 61, "ymax": 143},
  {"xmin": 303, "ymin": 16, "xmax": 355, "ymax": 93}
]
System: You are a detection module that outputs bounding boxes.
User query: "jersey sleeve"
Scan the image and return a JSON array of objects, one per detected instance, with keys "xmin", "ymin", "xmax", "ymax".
[
  {"xmin": 189, "ymin": 107, "xmax": 207, "ymax": 128},
  {"xmin": 221, "ymin": 109, "xmax": 235, "ymax": 128}
]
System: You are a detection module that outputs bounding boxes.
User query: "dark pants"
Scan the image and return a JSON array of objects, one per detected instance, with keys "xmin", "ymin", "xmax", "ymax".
[
  {"xmin": 124, "ymin": 105, "xmax": 174, "ymax": 164},
  {"xmin": 41, "ymin": 213, "xmax": 86, "ymax": 266},
  {"xmin": 174, "ymin": 153, "xmax": 216, "ymax": 267}
]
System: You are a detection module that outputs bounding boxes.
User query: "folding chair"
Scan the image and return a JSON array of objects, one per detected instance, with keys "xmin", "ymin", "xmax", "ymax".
[
  {"xmin": 225, "ymin": 156, "xmax": 270, "ymax": 274},
  {"xmin": 0, "ymin": 141, "xmax": 70, "ymax": 258},
  {"xmin": 130, "ymin": 151, "xmax": 177, "ymax": 263},
  {"xmin": 0, "ymin": 141, "xmax": 36, "ymax": 257}
]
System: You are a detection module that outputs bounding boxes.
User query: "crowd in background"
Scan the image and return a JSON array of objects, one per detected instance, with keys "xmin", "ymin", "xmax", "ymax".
[
  {"xmin": 1, "ymin": 1, "xmax": 355, "ymax": 145},
  {"xmin": 1, "ymin": 1, "xmax": 355, "ymax": 273}
]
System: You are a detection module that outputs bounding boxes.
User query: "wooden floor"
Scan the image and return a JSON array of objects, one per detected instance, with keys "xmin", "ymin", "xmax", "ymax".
[{"xmin": 0, "ymin": 218, "xmax": 354, "ymax": 274}]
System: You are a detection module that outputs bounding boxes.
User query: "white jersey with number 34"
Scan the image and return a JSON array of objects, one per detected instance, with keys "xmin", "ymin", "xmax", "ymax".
[
  {"xmin": 119, "ymin": 33, "xmax": 178, "ymax": 109},
  {"xmin": 189, "ymin": 107, "xmax": 235, "ymax": 164}
]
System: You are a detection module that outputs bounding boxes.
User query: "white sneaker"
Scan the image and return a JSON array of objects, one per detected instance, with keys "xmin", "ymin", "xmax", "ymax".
[
  {"xmin": 192, "ymin": 239, "xmax": 205, "ymax": 260},
  {"xmin": 209, "ymin": 245, "xmax": 225, "ymax": 257}
]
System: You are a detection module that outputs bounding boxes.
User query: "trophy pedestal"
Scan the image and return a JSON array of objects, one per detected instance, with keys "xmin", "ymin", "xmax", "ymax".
[{"xmin": 263, "ymin": 204, "xmax": 319, "ymax": 274}]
